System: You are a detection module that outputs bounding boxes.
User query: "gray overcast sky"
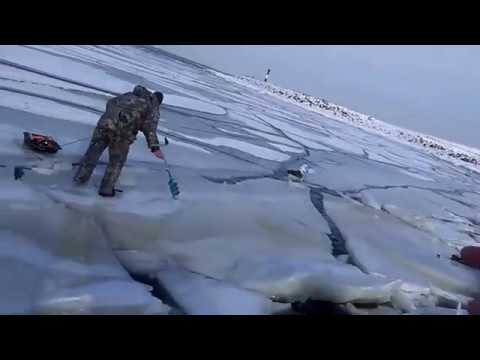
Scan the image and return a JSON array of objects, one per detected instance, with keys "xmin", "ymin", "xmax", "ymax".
[{"xmin": 159, "ymin": 45, "xmax": 480, "ymax": 148}]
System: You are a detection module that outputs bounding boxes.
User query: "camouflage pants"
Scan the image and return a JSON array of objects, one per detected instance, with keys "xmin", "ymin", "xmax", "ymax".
[{"xmin": 73, "ymin": 127, "xmax": 130, "ymax": 195}]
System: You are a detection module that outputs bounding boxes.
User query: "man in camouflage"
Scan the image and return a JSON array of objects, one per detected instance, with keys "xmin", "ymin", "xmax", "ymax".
[{"xmin": 73, "ymin": 85, "xmax": 165, "ymax": 197}]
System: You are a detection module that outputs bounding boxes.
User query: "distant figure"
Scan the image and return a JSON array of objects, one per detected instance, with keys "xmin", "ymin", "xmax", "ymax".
[{"xmin": 264, "ymin": 68, "xmax": 271, "ymax": 82}]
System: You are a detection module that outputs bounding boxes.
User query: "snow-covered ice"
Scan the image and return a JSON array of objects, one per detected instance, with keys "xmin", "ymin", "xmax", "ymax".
[
  {"xmin": 324, "ymin": 194, "xmax": 480, "ymax": 296},
  {"xmin": 164, "ymin": 94, "xmax": 226, "ymax": 115},
  {"xmin": 175, "ymin": 132, "xmax": 291, "ymax": 161},
  {"xmin": 0, "ymin": 90, "xmax": 100, "ymax": 125},
  {"xmin": 0, "ymin": 181, "xmax": 170, "ymax": 315},
  {"xmin": 2, "ymin": 45, "xmax": 480, "ymax": 315},
  {"xmin": 268, "ymin": 142, "xmax": 304, "ymax": 153},
  {"xmin": 156, "ymin": 268, "xmax": 290, "ymax": 315}
]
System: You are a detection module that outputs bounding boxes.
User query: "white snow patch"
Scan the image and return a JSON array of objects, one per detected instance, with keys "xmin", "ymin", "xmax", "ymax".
[
  {"xmin": 177, "ymin": 133, "xmax": 290, "ymax": 161},
  {"xmin": 0, "ymin": 90, "xmax": 99, "ymax": 125},
  {"xmin": 325, "ymin": 195, "xmax": 480, "ymax": 297},
  {"xmin": 0, "ymin": 192, "xmax": 170, "ymax": 315},
  {"xmin": 167, "ymin": 138, "xmax": 212, "ymax": 154},
  {"xmin": 157, "ymin": 268, "xmax": 289, "ymax": 315},
  {"xmin": 269, "ymin": 142, "xmax": 304, "ymax": 153},
  {"xmin": 0, "ymin": 45, "xmax": 132, "ymax": 93},
  {"xmin": 224, "ymin": 255, "xmax": 403, "ymax": 304},
  {"xmin": 217, "ymin": 127, "xmax": 246, "ymax": 136},
  {"xmin": 0, "ymin": 64, "xmax": 108, "ymax": 95},
  {"xmin": 0, "ymin": 77, "xmax": 108, "ymax": 111},
  {"xmin": 164, "ymin": 94, "xmax": 226, "ymax": 115},
  {"xmin": 357, "ymin": 191, "xmax": 382, "ymax": 211},
  {"xmin": 34, "ymin": 279, "xmax": 169, "ymax": 315},
  {"xmin": 243, "ymin": 128, "xmax": 301, "ymax": 148},
  {"xmin": 397, "ymin": 168, "xmax": 435, "ymax": 182},
  {"xmin": 228, "ymin": 112, "xmax": 276, "ymax": 133}
]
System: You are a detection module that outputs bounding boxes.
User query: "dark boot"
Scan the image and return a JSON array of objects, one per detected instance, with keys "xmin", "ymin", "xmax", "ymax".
[
  {"xmin": 98, "ymin": 140, "xmax": 130, "ymax": 198},
  {"xmin": 98, "ymin": 188, "xmax": 115, "ymax": 197}
]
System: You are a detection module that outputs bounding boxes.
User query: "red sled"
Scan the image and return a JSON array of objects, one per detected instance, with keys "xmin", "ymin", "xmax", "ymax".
[
  {"xmin": 23, "ymin": 132, "xmax": 62, "ymax": 154},
  {"xmin": 468, "ymin": 299, "xmax": 480, "ymax": 315},
  {"xmin": 460, "ymin": 246, "xmax": 480, "ymax": 269},
  {"xmin": 452, "ymin": 246, "xmax": 480, "ymax": 270}
]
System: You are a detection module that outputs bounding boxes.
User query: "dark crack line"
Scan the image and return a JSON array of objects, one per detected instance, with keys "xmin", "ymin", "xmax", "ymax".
[
  {"xmin": 164, "ymin": 106, "xmax": 226, "ymax": 121},
  {"xmin": 0, "ymin": 59, "xmax": 120, "ymax": 96},
  {"xmin": 0, "ymin": 75, "xmax": 111, "ymax": 101},
  {"xmin": 443, "ymin": 208, "xmax": 480, "ymax": 226},
  {"xmin": 156, "ymin": 131, "xmax": 272, "ymax": 170},
  {"xmin": 342, "ymin": 184, "xmax": 479, "ymax": 212},
  {"xmin": 180, "ymin": 125, "xmax": 261, "ymax": 144},
  {"xmin": 174, "ymin": 112, "xmax": 292, "ymax": 141},
  {"xmin": 303, "ymin": 183, "xmax": 344, "ymax": 197},
  {"xmin": 343, "ymin": 188, "xmax": 480, "ymax": 246},
  {"xmin": 36, "ymin": 186, "xmax": 187, "ymax": 314},
  {"xmin": 0, "ymin": 86, "xmax": 104, "ymax": 115},
  {"xmin": 431, "ymin": 190, "xmax": 478, "ymax": 210},
  {"xmin": 251, "ymin": 114, "xmax": 310, "ymax": 156},
  {"xmin": 203, "ymin": 174, "xmax": 271, "ymax": 185},
  {"xmin": 310, "ymin": 187, "xmax": 349, "ymax": 258},
  {"xmin": 129, "ymin": 272, "xmax": 186, "ymax": 314},
  {"xmin": 250, "ymin": 113, "xmax": 405, "ymax": 164},
  {"xmin": 342, "ymin": 184, "xmax": 473, "ymax": 198},
  {"xmin": 343, "ymin": 185, "xmax": 410, "ymax": 194},
  {"xmin": 202, "ymin": 153, "xmax": 311, "ymax": 185}
]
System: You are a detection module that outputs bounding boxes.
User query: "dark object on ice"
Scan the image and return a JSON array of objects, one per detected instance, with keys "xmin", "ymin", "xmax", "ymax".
[
  {"xmin": 98, "ymin": 186, "xmax": 123, "ymax": 197},
  {"xmin": 165, "ymin": 159, "xmax": 180, "ymax": 199},
  {"xmin": 468, "ymin": 299, "xmax": 480, "ymax": 315},
  {"xmin": 287, "ymin": 169, "xmax": 303, "ymax": 178},
  {"xmin": 287, "ymin": 169, "xmax": 305, "ymax": 183},
  {"xmin": 168, "ymin": 172, "xmax": 180, "ymax": 199},
  {"xmin": 23, "ymin": 132, "xmax": 62, "ymax": 154},
  {"xmin": 97, "ymin": 186, "xmax": 124, "ymax": 197},
  {"xmin": 14, "ymin": 166, "xmax": 31, "ymax": 180},
  {"xmin": 98, "ymin": 188, "xmax": 116, "ymax": 197},
  {"xmin": 287, "ymin": 165, "xmax": 308, "ymax": 183},
  {"xmin": 451, "ymin": 254, "xmax": 461, "ymax": 262},
  {"xmin": 264, "ymin": 68, "xmax": 271, "ymax": 82},
  {"xmin": 291, "ymin": 299, "xmax": 349, "ymax": 315},
  {"xmin": 14, "ymin": 166, "xmax": 24, "ymax": 180},
  {"xmin": 451, "ymin": 246, "xmax": 480, "ymax": 269}
]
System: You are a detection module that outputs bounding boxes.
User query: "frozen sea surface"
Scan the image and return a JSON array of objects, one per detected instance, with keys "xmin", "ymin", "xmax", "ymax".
[{"xmin": 0, "ymin": 45, "xmax": 479, "ymax": 314}]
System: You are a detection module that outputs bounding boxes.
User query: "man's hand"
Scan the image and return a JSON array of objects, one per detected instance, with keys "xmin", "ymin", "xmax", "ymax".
[{"xmin": 152, "ymin": 148, "xmax": 165, "ymax": 160}]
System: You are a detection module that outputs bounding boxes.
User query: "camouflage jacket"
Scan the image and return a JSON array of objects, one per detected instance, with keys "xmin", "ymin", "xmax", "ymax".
[{"xmin": 97, "ymin": 92, "xmax": 160, "ymax": 148}]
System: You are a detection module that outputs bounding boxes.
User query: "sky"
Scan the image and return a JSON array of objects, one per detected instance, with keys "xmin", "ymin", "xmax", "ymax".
[{"xmin": 158, "ymin": 45, "xmax": 480, "ymax": 149}]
